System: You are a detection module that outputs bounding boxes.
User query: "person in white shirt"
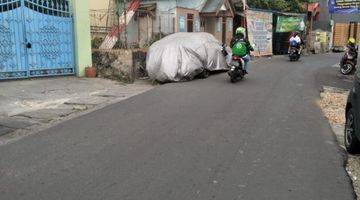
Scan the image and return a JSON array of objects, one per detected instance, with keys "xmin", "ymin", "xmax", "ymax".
[{"xmin": 288, "ymin": 32, "xmax": 302, "ymax": 54}]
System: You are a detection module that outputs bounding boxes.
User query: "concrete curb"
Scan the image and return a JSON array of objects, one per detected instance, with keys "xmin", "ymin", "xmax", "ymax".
[{"xmin": 0, "ymin": 83, "xmax": 155, "ymax": 146}]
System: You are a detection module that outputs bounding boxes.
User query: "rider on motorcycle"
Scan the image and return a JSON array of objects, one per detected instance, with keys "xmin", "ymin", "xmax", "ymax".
[
  {"xmin": 230, "ymin": 27, "xmax": 254, "ymax": 74},
  {"xmin": 340, "ymin": 37, "xmax": 358, "ymax": 75},
  {"xmin": 288, "ymin": 32, "xmax": 302, "ymax": 54},
  {"xmin": 347, "ymin": 37, "xmax": 358, "ymax": 59}
]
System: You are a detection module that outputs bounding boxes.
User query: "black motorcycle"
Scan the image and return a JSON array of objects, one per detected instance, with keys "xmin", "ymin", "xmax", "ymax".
[
  {"xmin": 340, "ymin": 47, "xmax": 358, "ymax": 75},
  {"xmin": 221, "ymin": 44, "xmax": 247, "ymax": 83},
  {"xmin": 228, "ymin": 55, "xmax": 246, "ymax": 83},
  {"xmin": 289, "ymin": 47, "xmax": 300, "ymax": 61}
]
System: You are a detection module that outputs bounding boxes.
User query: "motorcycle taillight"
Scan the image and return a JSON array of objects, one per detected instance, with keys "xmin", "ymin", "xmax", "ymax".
[{"xmin": 233, "ymin": 55, "xmax": 241, "ymax": 60}]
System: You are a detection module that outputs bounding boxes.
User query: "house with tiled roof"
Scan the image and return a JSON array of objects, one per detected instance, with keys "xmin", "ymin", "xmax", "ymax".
[
  {"xmin": 142, "ymin": 0, "xmax": 235, "ymax": 44},
  {"xmin": 89, "ymin": 0, "xmax": 235, "ymax": 47}
]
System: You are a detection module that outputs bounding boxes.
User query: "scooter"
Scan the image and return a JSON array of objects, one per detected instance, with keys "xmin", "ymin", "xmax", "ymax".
[
  {"xmin": 228, "ymin": 55, "xmax": 246, "ymax": 83},
  {"xmin": 340, "ymin": 47, "xmax": 358, "ymax": 75},
  {"xmin": 289, "ymin": 47, "xmax": 300, "ymax": 61},
  {"xmin": 221, "ymin": 44, "xmax": 246, "ymax": 83}
]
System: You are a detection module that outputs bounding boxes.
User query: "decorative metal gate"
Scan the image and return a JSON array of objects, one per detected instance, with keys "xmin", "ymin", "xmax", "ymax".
[{"xmin": 0, "ymin": 0, "xmax": 75, "ymax": 80}]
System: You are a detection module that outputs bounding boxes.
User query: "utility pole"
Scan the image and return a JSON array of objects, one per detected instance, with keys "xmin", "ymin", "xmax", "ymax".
[
  {"xmin": 117, "ymin": 0, "xmax": 121, "ymax": 49},
  {"xmin": 243, "ymin": 0, "xmax": 248, "ymax": 39},
  {"xmin": 124, "ymin": 0, "xmax": 128, "ymax": 49},
  {"xmin": 306, "ymin": 2, "xmax": 310, "ymax": 53},
  {"xmin": 105, "ymin": 0, "xmax": 111, "ymax": 29}
]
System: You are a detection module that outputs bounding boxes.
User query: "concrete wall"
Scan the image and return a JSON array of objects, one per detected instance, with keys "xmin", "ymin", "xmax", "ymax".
[
  {"xmin": 89, "ymin": 0, "xmax": 111, "ymax": 10},
  {"xmin": 92, "ymin": 49, "xmax": 135, "ymax": 82},
  {"xmin": 71, "ymin": 0, "xmax": 93, "ymax": 77},
  {"xmin": 92, "ymin": 49, "xmax": 148, "ymax": 82}
]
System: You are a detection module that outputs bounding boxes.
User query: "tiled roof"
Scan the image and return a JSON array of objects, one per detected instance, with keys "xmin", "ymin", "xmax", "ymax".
[{"xmin": 201, "ymin": 0, "xmax": 224, "ymax": 13}]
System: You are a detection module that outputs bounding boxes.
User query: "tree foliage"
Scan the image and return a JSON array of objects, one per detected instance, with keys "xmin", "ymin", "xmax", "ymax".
[{"xmin": 234, "ymin": 0, "xmax": 314, "ymax": 13}]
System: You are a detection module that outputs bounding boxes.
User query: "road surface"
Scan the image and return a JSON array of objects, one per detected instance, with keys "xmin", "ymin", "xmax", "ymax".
[{"xmin": 0, "ymin": 53, "xmax": 356, "ymax": 200}]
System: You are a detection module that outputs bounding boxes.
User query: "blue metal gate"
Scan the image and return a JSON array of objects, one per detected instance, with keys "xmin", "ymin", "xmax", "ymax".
[{"xmin": 0, "ymin": 0, "xmax": 75, "ymax": 80}]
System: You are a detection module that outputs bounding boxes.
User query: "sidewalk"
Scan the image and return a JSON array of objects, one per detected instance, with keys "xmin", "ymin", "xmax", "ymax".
[{"xmin": 0, "ymin": 77, "xmax": 154, "ymax": 144}]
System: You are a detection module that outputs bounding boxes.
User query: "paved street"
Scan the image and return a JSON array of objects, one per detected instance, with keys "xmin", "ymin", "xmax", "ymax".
[{"xmin": 0, "ymin": 53, "xmax": 356, "ymax": 200}]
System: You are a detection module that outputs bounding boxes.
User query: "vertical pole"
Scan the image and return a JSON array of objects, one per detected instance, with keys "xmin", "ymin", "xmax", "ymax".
[
  {"xmin": 137, "ymin": 12, "xmax": 140, "ymax": 46},
  {"xmin": 173, "ymin": 16, "xmax": 175, "ymax": 33},
  {"xmin": 309, "ymin": 12, "xmax": 313, "ymax": 52},
  {"xmin": 147, "ymin": 13, "xmax": 150, "ymax": 43},
  {"xmin": 330, "ymin": 13, "xmax": 334, "ymax": 49},
  {"xmin": 19, "ymin": 0, "xmax": 29, "ymax": 77},
  {"xmin": 124, "ymin": 0, "xmax": 128, "ymax": 49},
  {"xmin": 159, "ymin": 16, "xmax": 162, "ymax": 38},
  {"xmin": 105, "ymin": 0, "xmax": 111, "ymax": 28},
  {"xmin": 306, "ymin": 2, "xmax": 312, "ymax": 54},
  {"xmin": 117, "ymin": 0, "xmax": 121, "ymax": 49},
  {"xmin": 243, "ymin": 0, "xmax": 248, "ymax": 40}
]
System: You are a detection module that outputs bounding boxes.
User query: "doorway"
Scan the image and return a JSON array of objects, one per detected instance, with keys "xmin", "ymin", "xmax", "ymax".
[{"xmin": 187, "ymin": 14, "xmax": 194, "ymax": 32}]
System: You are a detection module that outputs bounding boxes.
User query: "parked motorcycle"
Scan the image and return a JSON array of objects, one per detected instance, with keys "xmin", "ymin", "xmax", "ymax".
[
  {"xmin": 340, "ymin": 47, "xmax": 358, "ymax": 75},
  {"xmin": 289, "ymin": 47, "xmax": 300, "ymax": 61}
]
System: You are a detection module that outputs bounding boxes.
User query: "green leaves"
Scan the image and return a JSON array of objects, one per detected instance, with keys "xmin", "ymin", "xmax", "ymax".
[{"xmin": 247, "ymin": 0, "xmax": 311, "ymax": 12}]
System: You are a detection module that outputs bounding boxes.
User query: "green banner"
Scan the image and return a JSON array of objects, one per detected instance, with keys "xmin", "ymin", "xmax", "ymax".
[{"xmin": 276, "ymin": 16, "xmax": 305, "ymax": 33}]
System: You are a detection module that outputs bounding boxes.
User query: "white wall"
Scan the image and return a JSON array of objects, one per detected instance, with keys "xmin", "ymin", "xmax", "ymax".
[
  {"xmin": 155, "ymin": 0, "xmax": 177, "ymax": 34},
  {"xmin": 123, "ymin": 17, "xmax": 139, "ymax": 46},
  {"xmin": 89, "ymin": 0, "xmax": 111, "ymax": 10}
]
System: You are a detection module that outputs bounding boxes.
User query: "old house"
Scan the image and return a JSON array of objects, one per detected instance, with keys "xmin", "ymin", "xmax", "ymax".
[
  {"xmin": 133, "ymin": 0, "xmax": 235, "ymax": 46},
  {"xmin": 89, "ymin": 0, "xmax": 235, "ymax": 47},
  {"xmin": 200, "ymin": 0, "xmax": 235, "ymax": 44}
]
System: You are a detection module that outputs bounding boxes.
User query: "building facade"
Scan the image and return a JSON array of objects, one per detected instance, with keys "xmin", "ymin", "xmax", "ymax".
[{"xmin": 89, "ymin": 0, "xmax": 235, "ymax": 47}]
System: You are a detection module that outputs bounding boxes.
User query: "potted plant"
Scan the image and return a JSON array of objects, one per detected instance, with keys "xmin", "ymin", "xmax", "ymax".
[{"xmin": 85, "ymin": 66, "xmax": 97, "ymax": 78}]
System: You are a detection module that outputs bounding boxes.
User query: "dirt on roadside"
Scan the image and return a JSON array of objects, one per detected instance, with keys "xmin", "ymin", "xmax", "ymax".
[
  {"xmin": 319, "ymin": 88, "xmax": 347, "ymax": 124},
  {"xmin": 319, "ymin": 87, "xmax": 360, "ymax": 199}
]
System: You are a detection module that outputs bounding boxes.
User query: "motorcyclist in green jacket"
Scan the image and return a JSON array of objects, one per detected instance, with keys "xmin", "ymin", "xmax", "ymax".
[{"xmin": 230, "ymin": 27, "xmax": 254, "ymax": 74}]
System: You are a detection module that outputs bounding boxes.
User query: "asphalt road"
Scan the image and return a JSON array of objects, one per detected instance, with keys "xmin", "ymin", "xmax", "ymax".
[{"xmin": 0, "ymin": 53, "xmax": 356, "ymax": 200}]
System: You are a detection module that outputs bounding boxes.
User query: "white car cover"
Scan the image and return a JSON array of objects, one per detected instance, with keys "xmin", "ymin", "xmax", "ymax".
[{"xmin": 146, "ymin": 32, "xmax": 229, "ymax": 82}]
